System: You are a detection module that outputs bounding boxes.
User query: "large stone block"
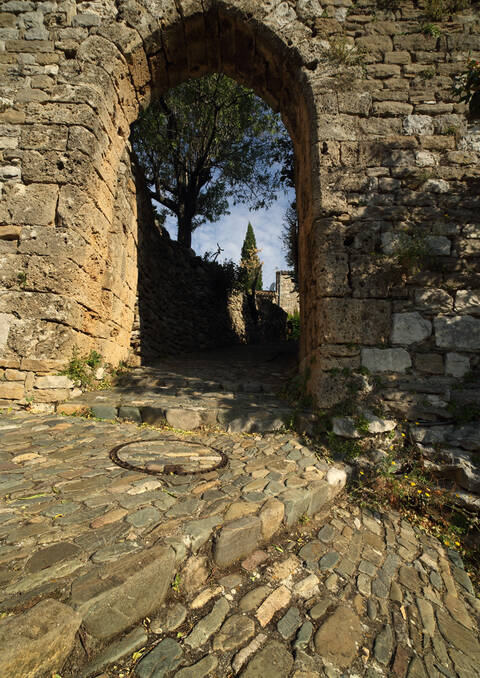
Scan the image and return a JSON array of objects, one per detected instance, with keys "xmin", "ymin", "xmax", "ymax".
[
  {"xmin": 455, "ymin": 290, "xmax": 480, "ymax": 315},
  {"xmin": 415, "ymin": 288, "xmax": 453, "ymax": 312},
  {"xmin": 6, "ymin": 183, "xmax": 58, "ymax": 225},
  {"xmin": 314, "ymin": 606, "xmax": 363, "ymax": 668},
  {"xmin": 361, "ymin": 348, "xmax": 412, "ymax": 373},
  {"xmin": 214, "ymin": 516, "xmax": 262, "ymax": 567},
  {"xmin": 35, "ymin": 375, "xmax": 73, "ymax": 389},
  {"xmin": 403, "ymin": 115, "xmax": 434, "ymax": 135},
  {"xmin": 308, "ymin": 480, "xmax": 332, "ymax": 516},
  {"xmin": 0, "ymin": 312, "xmax": 13, "ymax": 351},
  {"xmin": 0, "ymin": 381, "xmax": 25, "ymax": 399},
  {"xmin": 434, "ymin": 316, "xmax": 480, "ymax": 350},
  {"xmin": 391, "ymin": 312, "xmax": 431, "ymax": 345},
  {"xmin": 0, "ymin": 599, "xmax": 81, "ymax": 678},
  {"xmin": 165, "ymin": 408, "xmax": 202, "ymax": 430},
  {"xmin": 75, "ymin": 545, "xmax": 175, "ymax": 640},
  {"xmin": 259, "ymin": 497, "xmax": 284, "ymax": 540},
  {"xmin": 318, "ymin": 299, "xmax": 391, "ymax": 345},
  {"xmin": 281, "ymin": 488, "xmax": 310, "ymax": 526},
  {"xmin": 445, "ymin": 353, "xmax": 470, "ymax": 378},
  {"xmin": 424, "ymin": 235, "xmax": 451, "ymax": 254}
]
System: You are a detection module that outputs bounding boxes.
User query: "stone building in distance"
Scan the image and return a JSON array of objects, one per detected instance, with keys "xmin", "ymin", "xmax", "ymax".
[{"xmin": 276, "ymin": 271, "xmax": 299, "ymax": 316}]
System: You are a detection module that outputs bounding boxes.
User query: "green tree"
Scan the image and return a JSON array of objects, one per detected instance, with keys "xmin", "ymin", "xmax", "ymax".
[
  {"xmin": 280, "ymin": 200, "xmax": 298, "ymax": 285},
  {"xmin": 131, "ymin": 73, "xmax": 284, "ymax": 248},
  {"xmin": 240, "ymin": 222, "xmax": 263, "ymax": 292}
]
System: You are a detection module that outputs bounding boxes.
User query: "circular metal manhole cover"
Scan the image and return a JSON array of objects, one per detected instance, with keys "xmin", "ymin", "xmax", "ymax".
[{"xmin": 109, "ymin": 438, "xmax": 227, "ymax": 476}]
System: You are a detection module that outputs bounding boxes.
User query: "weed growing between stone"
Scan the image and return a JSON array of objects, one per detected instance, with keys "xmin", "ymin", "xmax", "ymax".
[
  {"xmin": 348, "ymin": 444, "xmax": 480, "ymax": 591},
  {"xmin": 61, "ymin": 347, "xmax": 129, "ymax": 390}
]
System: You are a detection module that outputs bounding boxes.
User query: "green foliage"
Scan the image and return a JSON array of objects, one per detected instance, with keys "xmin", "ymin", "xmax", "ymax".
[
  {"xmin": 240, "ymin": 222, "xmax": 263, "ymax": 291},
  {"xmin": 61, "ymin": 348, "xmax": 103, "ymax": 389},
  {"xmin": 350, "ymin": 444, "xmax": 480, "ymax": 588},
  {"xmin": 354, "ymin": 413, "xmax": 370, "ymax": 436},
  {"xmin": 321, "ymin": 37, "xmax": 366, "ymax": 67},
  {"xmin": 280, "ymin": 201, "xmax": 299, "ymax": 285},
  {"xmin": 421, "ymin": 23, "xmax": 442, "ymax": 37},
  {"xmin": 425, "ymin": 0, "xmax": 472, "ymax": 20},
  {"xmin": 131, "ymin": 73, "xmax": 288, "ymax": 248},
  {"xmin": 326, "ymin": 431, "xmax": 363, "ymax": 460},
  {"xmin": 453, "ymin": 57, "xmax": 480, "ymax": 118},
  {"xmin": 420, "ymin": 68, "xmax": 436, "ymax": 80},
  {"xmin": 17, "ymin": 271, "xmax": 27, "ymax": 288},
  {"xmin": 390, "ymin": 228, "xmax": 428, "ymax": 274},
  {"xmin": 287, "ymin": 309, "xmax": 300, "ymax": 341},
  {"xmin": 203, "ymin": 254, "xmax": 243, "ymax": 299}
]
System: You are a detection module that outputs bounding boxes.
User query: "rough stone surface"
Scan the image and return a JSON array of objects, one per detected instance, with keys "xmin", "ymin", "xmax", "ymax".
[
  {"xmin": 135, "ymin": 638, "xmax": 183, "ymax": 678},
  {"xmin": 214, "ymin": 516, "xmax": 262, "ymax": 567},
  {"xmin": 240, "ymin": 641, "xmax": 293, "ymax": 678},
  {"xmin": 0, "ymin": 599, "xmax": 82, "ymax": 678},
  {"xmin": 361, "ymin": 348, "xmax": 412, "ymax": 373},
  {"xmin": 391, "ymin": 313, "xmax": 432, "ymax": 345},
  {"xmin": 213, "ymin": 614, "xmax": 255, "ymax": 652},
  {"xmin": 184, "ymin": 597, "xmax": 230, "ymax": 649},
  {"xmin": 165, "ymin": 408, "xmax": 202, "ymax": 430},
  {"xmin": 434, "ymin": 316, "xmax": 480, "ymax": 350},
  {"xmin": 174, "ymin": 655, "xmax": 218, "ymax": 678},
  {"xmin": 0, "ymin": 407, "xmax": 478, "ymax": 678},
  {"xmin": 79, "ymin": 546, "xmax": 175, "ymax": 640},
  {"xmin": 445, "ymin": 352, "xmax": 470, "ymax": 378},
  {"xmin": 0, "ymin": 0, "xmax": 478, "ymax": 437},
  {"xmin": 314, "ymin": 606, "xmax": 363, "ymax": 668}
]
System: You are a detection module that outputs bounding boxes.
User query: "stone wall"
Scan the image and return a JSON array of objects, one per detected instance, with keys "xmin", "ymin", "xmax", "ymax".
[
  {"xmin": 0, "ymin": 0, "xmax": 479, "ymax": 420},
  {"xmin": 228, "ymin": 290, "xmax": 288, "ymax": 344},
  {"xmin": 123, "ymin": 152, "xmax": 241, "ymax": 362},
  {"xmin": 276, "ymin": 270, "xmax": 299, "ymax": 315}
]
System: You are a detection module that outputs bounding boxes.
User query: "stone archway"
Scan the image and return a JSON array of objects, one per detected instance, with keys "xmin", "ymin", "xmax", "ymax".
[
  {"xmin": 19, "ymin": 2, "xmax": 322, "ymax": 368},
  {"xmin": 1, "ymin": 0, "xmax": 479, "ymax": 415}
]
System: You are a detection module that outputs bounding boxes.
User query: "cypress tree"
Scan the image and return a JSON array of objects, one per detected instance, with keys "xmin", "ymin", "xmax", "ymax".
[{"xmin": 240, "ymin": 222, "xmax": 263, "ymax": 291}]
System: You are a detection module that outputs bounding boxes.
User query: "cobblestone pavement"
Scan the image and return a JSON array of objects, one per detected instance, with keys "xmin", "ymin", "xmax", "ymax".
[
  {"xmin": 0, "ymin": 410, "xmax": 479, "ymax": 677},
  {"xmin": 89, "ymin": 502, "xmax": 480, "ymax": 678}
]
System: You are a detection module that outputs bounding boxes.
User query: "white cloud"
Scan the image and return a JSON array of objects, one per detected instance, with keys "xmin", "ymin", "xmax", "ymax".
[{"xmin": 163, "ymin": 188, "xmax": 295, "ymax": 289}]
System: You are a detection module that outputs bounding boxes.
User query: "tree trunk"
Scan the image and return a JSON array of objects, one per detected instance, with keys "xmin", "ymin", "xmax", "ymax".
[
  {"xmin": 177, "ymin": 213, "xmax": 192, "ymax": 248},
  {"xmin": 177, "ymin": 187, "xmax": 196, "ymax": 249}
]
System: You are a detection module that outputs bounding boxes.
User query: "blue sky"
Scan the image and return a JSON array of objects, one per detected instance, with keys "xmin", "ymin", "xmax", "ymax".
[{"xmin": 163, "ymin": 185, "xmax": 295, "ymax": 290}]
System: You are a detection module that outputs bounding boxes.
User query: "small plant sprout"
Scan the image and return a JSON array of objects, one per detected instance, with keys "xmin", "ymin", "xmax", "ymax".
[
  {"xmin": 171, "ymin": 573, "xmax": 181, "ymax": 593},
  {"xmin": 421, "ymin": 23, "xmax": 442, "ymax": 38}
]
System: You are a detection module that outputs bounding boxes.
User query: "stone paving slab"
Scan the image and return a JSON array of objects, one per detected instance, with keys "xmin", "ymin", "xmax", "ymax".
[{"xmin": 0, "ymin": 409, "xmax": 345, "ymax": 676}]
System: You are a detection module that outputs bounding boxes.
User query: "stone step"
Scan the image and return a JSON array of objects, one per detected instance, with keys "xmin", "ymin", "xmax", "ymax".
[{"xmin": 59, "ymin": 398, "xmax": 296, "ymax": 433}]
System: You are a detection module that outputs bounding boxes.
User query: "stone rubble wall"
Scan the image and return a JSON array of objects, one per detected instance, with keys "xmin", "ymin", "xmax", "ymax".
[{"xmin": 0, "ymin": 0, "xmax": 479, "ymax": 420}]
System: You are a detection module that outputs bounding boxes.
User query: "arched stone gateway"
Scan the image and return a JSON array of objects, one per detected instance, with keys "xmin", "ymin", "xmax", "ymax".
[{"xmin": 0, "ymin": 1, "xmax": 479, "ymax": 416}]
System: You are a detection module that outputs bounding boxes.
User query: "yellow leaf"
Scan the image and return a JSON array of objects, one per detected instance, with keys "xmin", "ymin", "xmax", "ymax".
[{"xmin": 132, "ymin": 648, "xmax": 145, "ymax": 662}]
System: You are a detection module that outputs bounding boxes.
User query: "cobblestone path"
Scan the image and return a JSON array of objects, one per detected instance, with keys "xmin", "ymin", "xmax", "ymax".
[{"xmin": 0, "ymin": 410, "xmax": 478, "ymax": 677}]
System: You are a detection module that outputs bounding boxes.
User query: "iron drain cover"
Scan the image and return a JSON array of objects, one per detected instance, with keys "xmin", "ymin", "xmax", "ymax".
[{"xmin": 109, "ymin": 438, "xmax": 227, "ymax": 475}]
